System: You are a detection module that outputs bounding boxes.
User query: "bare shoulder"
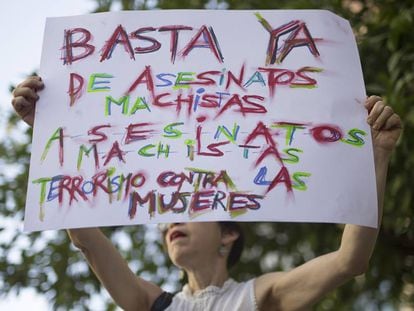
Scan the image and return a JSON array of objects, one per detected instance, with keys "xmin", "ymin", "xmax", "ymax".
[{"xmin": 253, "ymin": 249, "xmax": 357, "ymax": 311}]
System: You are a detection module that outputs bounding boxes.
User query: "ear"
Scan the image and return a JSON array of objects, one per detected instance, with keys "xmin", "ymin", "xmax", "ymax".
[{"xmin": 221, "ymin": 229, "xmax": 239, "ymax": 247}]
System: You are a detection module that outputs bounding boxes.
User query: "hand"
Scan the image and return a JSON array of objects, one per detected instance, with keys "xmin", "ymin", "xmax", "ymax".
[
  {"xmin": 365, "ymin": 95, "xmax": 402, "ymax": 154},
  {"xmin": 11, "ymin": 76, "xmax": 44, "ymax": 127}
]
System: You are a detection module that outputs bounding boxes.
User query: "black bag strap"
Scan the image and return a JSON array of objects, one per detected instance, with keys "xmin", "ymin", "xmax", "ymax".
[{"xmin": 150, "ymin": 291, "xmax": 175, "ymax": 311}]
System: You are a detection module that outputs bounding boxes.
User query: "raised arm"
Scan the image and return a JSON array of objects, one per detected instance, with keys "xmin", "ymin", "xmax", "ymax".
[
  {"xmin": 338, "ymin": 95, "xmax": 402, "ymax": 277},
  {"xmin": 67, "ymin": 228, "xmax": 162, "ymax": 311},
  {"xmin": 255, "ymin": 96, "xmax": 402, "ymax": 310},
  {"xmin": 11, "ymin": 76, "xmax": 163, "ymax": 311}
]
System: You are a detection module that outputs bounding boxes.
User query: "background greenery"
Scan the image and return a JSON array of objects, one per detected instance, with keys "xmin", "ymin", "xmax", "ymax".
[{"xmin": 1, "ymin": 0, "xmax": 413, "ymax": 310}]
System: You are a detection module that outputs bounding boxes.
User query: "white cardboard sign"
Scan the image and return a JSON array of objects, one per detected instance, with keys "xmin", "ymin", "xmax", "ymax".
[{"xmin": 24, "ymin": 10, "xmax": 377, "ymax": 231}]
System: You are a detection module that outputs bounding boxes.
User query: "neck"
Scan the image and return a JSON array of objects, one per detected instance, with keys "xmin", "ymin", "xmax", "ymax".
[{"xmin": 185, "ymin": 261, "xmax": 229, "ymax": 293}]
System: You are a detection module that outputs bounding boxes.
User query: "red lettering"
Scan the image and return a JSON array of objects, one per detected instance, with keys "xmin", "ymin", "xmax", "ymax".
[
  {"xmin": 68, "ymin": 73, "xmax": 84, "ymax": 106},
  {"xmin": 58, "ymin": 176, "xmax": 72, "ymax": 204},
  {"xmin": 129, "ymin": 191, "xmax": 156, "ymax": 219},
  {"xmin": 277, "ymin": 21, "xmax": 320, "ymax": 63},
  {"xmin": 293, "ymin": 66, "xmax": 319, "ymax": 87},
  {"xmin": 153, "ymin": 92, "xmax": 174, "ymax": 107},
  {"xmin": 311, "ymin": 125, "xmax": 343, "ymax": 143},
  {"xmin": 267, "ymin": 166, "xmax": 292, "ymax": 193},
  {"xmin": 130, "ymin": 173, "xmax": 146, "ymax": 188},
  {"xmin": 174, "ymin": 93, "xmax": 194, "ymax": 115},
  {"xmin": 103, "ymin": 141, "xmax": 126, "ymax": 166},
  {"xmin": 257, "ymin": 18, "xmax": 319, "ymax": 64},
  {"xmin": 241, "ymin": 95, "xmax": 267, "ymax": 114},
  {"xmin": 69, "ymin": 176, "xmax": 88, "ymax": 205},
  {"xmin": 157, "ymin": 171, "xmax": 194, "ymax": 192},
  {"xmin": 180, "ymin": 25, "xmax": 224, "ymax": 63},
  {"xmin": 196, "ymin": 125, "xmax": 229, "ymax": 157},
  {"xmin": 245, "ymin": 194, "xmax": 263, "ymax": 210},
  {"xmin": 62, "ymin": 28, "xmax": 95, "ymax": 65},
  {"xmin": 157, "ymin": 171, "xmax": 176, "ymax": 187},
  {"xmin": 158, "ymin": 25, "xmax": 193, "ymax": 63},
  {"xmin": 127, "ymin": 66, "xmax": 155, "ymax": 98},
  {"xmin": 124, "ymin": 123, "xmax": 154, "ymax": 144},
  {"xmin": 200, "ymin": 94, "xmax": 220, "ymax": 108},
  {"xmin": 100, "ymin": 25, "xmax": 134, "ymax": 62},
  {"xmin": 228, "ymin": 193, "xmax": 262, "ymax": 211},
  {"xmin": 216, "ymin": 94, "xmax": 245, "ymax": 118},
  {"xmin": 212, "ymin": 191, "xmax": 226, "ymax": 210},
  {"xmin": 58, "ymin": 128, "xmax": 64, "ymax": 167},
  {"xmin": 158, "ymin": 192, "xmax": 182, "ymax": 213},
  {"xmin": 130, "ymin": 27, "xmax": 161, "ymax": 54},
  {"xmin": 259, "ymin": 68, "xmax": 294, "ymax": 97},
  {"xmin": 92, "ymin": 171, "xmax": 110, "ymax": 196},
  {"xmin": 245, "ymin": 121, "xmax": 276, "ymax": 148},
  {"xmin": 211, "ymin": 171, "xmax": 233, "ymax": 190},
  {"xmin": 225, "ymin": 64, "xmax": 246, "ymax": 91},
  {"xmin": 88, "ymin": 124, "xmax": 111, "ymax": 143},
  {"xmin": 194, "ymin": 71, "xmax": 221, "ymax": 86},
  {"xmin": 190, "ymin": 190, "xmax": 215, "ymax": 212},
  {"xmin": 255, "ymin": 146, "xmax": 284, "ymax": 167}
]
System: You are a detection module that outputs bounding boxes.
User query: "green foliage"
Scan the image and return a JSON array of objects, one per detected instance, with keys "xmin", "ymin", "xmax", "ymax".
[{"xmin": 1, "ymin": 0, "xmax": 413, "ymax": 310}]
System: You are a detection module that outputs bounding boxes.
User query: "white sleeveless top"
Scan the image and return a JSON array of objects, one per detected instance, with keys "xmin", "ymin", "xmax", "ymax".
[{"xmin": 165, "ymin": 278, "xmax": 258, "ymax": 311}]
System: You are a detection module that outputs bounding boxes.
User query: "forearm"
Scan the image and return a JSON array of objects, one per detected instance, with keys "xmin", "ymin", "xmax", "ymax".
[
  {"xmin": 372, "ymin": 146, "xmax": 392, "ymax": 225},
  {"xmin": 67, "ymin": 228, "xmax": 161, "ymax": 310},
  {"xmin": 260, "ymin": 150, "xmax": 391, "ymax": 310},
  {"xmin": 258, "ymin": 98, "xmax": 401, "ymax": 309},
  {"xmin": 67, "ymin": 228, "xmax": 120, "ymax": 269},
  {"xmin": 67, "ymin": 228, "xmax": 138, "ymax": 297},
  {"xmin": 67, "ymin": 227, "xmax": 103, "ymax": 250},
  {"xmin": 338, "ymin": 147, "xmax": 391, "ymax": 274}
]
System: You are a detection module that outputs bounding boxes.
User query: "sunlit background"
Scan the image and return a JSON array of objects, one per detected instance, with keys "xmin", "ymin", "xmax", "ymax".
[
  {"xmin": 0, "ymin": 1, "xmax": 94, "ymax": 309},
  {"xmin": 1, "ymin": 0, "xmax": 413, "ymax": 310}
]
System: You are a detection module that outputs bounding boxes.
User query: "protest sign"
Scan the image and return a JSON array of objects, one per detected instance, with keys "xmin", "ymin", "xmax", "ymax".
[{"xmin": 24, "ymin": 10, "xmax": 377, "ymax": 231}]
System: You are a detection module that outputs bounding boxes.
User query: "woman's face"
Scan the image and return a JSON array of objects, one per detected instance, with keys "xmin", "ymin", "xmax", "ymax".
[{"xmin": 163, "ymin": 222, "xmax": 223, "ymax": 269}]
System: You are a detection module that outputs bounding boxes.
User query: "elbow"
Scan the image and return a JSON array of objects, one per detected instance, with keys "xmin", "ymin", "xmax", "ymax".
[
  {"xmin": 69, "ymin": 236, "xmax": 93, "ymax": 261},
  {"xmin": 343, "ymin": 259, "xmax": 369, "ymax": 278},
  {"xmin": 67, "ymin": 229, "xmax": 88, "ymax": 253},
  {"xmin": 349, "ymin": 264, "xmax": 368, "ymax": 278},
  {"xmin": 71, "ymin": 239, "xmax": 86, "ymax": 252}
]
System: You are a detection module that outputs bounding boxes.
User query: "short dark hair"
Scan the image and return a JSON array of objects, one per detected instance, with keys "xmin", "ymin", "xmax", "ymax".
[{"xmin": 218, "ymin": 222, "xmax": 245, "ymax": 269}]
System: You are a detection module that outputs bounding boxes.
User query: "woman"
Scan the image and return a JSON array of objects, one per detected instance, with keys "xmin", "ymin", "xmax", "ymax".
[{"xmin": 12, "ymin": 76, "xmax": 402, "ymax": 311}]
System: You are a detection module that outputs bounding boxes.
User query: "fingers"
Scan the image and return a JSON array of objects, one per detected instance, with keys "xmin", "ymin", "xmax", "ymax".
[
  {"xmin": 12, "ymin": 76, "xmax": 44, "ymax": 104},
  {"xmin": 11, "ymin": 76, "xmax": 44, "ymax": 126},
  {"xmin": 15, "ymin": 76, "xmax": 44, "ymax": 92},
  {"xmin": 11, "ymin": 96, "xmax": 34, "ymax": 118},
  {"xmin": 373, "ymin": 105, "xmax": 394, "ymax": 129},
  {"xmin": 383, "ymin": 113, "xmax": 402, "ymax": 131},
  {"xmin": 365, "ymin": 95, "xmax": 401, "ymax": 131},
  {"xmin": 364, "ymin": 95, "xmax": 382, "ymax": 113},
  {"xmin": 13, "ymin": 86, "xmax": 39, "ymax": 102}
]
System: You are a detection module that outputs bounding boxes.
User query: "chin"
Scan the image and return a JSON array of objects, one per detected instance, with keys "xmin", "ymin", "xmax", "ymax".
[{"xmin": 169, "ymin": 249, "xmax": 190, "ymax": 269}]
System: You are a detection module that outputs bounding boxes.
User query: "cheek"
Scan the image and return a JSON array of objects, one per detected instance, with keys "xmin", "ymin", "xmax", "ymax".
[
  {"xmin": 194, "ymin": 231, "xmax": 222, "ymax": 251},
  {"xmin": 164, "ymin": 235, "xmax": 175, "ymax": 253},
  {"xmin": 165, "ymin": 242, "xmax": 178, "ymax": 263}
]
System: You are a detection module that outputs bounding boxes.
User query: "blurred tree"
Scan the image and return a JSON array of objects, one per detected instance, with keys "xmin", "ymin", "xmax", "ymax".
[{"xmin": 0, "ymin": 0, "xmax": 413, "ymax": 310}]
